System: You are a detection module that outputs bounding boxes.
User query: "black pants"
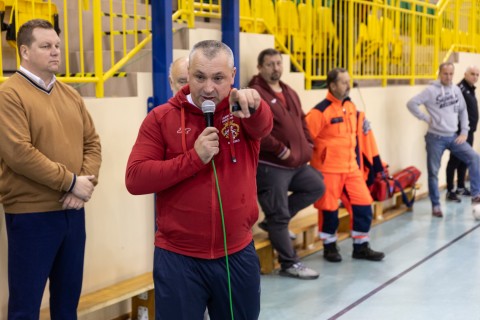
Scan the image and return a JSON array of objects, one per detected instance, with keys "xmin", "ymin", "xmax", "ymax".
[
  {"xmin": 256, "ymin": 164, "xmax": 325, "ymax": 269},
  {"xmin": 446, "ymin": 131, "xmax": 474, "ymax": 191}
]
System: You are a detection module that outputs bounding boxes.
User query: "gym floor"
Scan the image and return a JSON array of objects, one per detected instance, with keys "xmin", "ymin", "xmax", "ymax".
[{"xmin": 258, "ymin": 189, "xmax": 480, "ymax": 320}]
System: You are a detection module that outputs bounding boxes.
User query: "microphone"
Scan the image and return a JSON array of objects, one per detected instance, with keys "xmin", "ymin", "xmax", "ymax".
[{"xmin": 201, "ymin": 100, "xmax": 216, "ymax": 127}]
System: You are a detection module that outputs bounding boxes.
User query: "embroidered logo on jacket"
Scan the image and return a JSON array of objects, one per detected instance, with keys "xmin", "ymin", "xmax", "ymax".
[
  {"xmin": 221, "ymin": 114, "xmax": 240, "ymax": 143},
  {"xmin": 176, "ymin": 127, "xmax": 192, "ymax": 134}
]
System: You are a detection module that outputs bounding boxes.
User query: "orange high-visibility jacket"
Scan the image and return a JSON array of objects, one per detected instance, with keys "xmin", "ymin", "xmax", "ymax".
[{"xmin": 306, "ymin": 91, "xmax": 358, "ymax": 173}]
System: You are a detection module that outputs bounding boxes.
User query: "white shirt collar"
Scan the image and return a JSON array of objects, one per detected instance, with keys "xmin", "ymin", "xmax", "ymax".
[
  {"xmin": 186, "ymin": 94, "xmax": 201, "ymax": 109},
  {"xmin": 19, "ymin": 66, "xmax": 56, "ymax": 90}
]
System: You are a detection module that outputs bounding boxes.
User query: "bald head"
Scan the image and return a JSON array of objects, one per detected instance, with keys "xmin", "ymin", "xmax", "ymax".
[
  {"xmin": 464, "ymin": 65, "xmax": 480, "ymax": 87},
  {"xmin": 169, "ymin": 56, "xmax": 189, "ymax": 94}
]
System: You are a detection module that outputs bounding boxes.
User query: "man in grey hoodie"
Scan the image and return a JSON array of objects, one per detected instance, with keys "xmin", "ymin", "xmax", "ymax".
[{"xmin": 407, "ymin": 62, "xmax": 480, "ymax": 217}]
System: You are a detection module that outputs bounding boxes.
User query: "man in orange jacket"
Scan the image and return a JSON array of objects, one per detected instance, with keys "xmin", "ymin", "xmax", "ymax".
[{"xmin": 306, "ymin": 68, "xmax": 384, "ymax": 262}]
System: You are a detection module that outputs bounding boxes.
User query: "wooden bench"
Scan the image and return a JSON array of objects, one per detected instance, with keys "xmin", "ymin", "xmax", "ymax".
[
  {"xmin": 254, "ymin": 184, "xmax": 422, "ymax": 274},
  {"xmin": 39, "ymin": 272, "xmax": 154, "ymax": 320},
  {"xmin": 372, "ymin": 183, "xmax": 421, "ymax": 221},
  {"xmin": 254, "ymin": 209, "xmax": 350, "ymax": 274}
]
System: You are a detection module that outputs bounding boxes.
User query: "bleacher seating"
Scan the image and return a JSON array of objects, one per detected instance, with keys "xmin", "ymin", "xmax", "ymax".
[
  {"xmin": 240, "ymin": 0, "xmax": 253, "ymax": 32},
  {"xmin": 240, "ymin": 0, "xmax": 276, "ymax": 34},
  {"xmin": 315, "ymin": 6, "xmax": 338, "ymax": 58},
  {"xmin": 1, "ymin": 0, "xmax": 60, "ymax": 48},
  {"xmin": 276, "ymin": 0, "xmax": 299, "ymax": 51},
  {"xmin": 251, "ymin": 0, "xmax": 276, "ymax": 33}
]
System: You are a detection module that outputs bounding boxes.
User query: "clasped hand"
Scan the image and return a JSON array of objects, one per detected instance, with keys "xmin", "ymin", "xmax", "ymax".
[{"xmin": 60, "ymin": 175, "xmax": 96, "ymax": 210}]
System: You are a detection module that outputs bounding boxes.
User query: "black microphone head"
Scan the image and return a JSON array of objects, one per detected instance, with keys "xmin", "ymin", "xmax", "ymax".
[{"xmin": 201, "ymin": 100, "xmax": 216, "ymax": 114}]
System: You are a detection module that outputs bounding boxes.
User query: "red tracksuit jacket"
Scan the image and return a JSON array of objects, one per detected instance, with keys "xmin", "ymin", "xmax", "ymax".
[{"xmin": 126, "ymin": 85, "xmax": 273, "ymax": 259}]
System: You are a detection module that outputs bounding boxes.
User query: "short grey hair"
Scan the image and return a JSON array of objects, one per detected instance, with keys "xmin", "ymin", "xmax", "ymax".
[
  {"xmin": 438, "ymin": 62, "xmax": 454, "ymax": 73},
  {"xmin": 189, "ymin": 40, "xmax": 234, "ymax": 68}
]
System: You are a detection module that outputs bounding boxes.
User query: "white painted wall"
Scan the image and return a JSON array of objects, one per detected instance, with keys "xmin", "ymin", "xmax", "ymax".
[{"xmin": 1, "ymin": 29, "xmax": 479, "ymax": 319}]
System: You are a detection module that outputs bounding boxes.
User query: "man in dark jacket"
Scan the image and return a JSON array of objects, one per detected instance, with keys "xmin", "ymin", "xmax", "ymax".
[
  {"xmin": 446, "ymin": 65, "xmax": 480, "ymax": 201},
  {"xmin": 248, "ymin": 48, "xmax": 325, "ymax": 280}
]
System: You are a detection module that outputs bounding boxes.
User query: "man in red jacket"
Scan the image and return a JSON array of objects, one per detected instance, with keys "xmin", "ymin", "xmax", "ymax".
[
  {"xmin": 126, "ymin": 40, "xmax": 273, "ymax": 319},
  {"xmin": 248, "ymin": 48, "xmax": 325, "ymax": 279},
  {"xmin": 306, "ymin": 68, "xmax": 384, "ymax": 263}
]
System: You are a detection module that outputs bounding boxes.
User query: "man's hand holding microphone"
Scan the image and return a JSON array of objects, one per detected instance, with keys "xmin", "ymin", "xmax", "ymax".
[{"xmin": 195, "ymin": 88, "xmax": 262, "ymax": 164}]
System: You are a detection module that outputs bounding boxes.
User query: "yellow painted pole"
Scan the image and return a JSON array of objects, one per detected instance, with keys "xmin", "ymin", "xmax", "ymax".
[
  {"xmin": 109, "ymin": 0, "xmax": 115, "ymax": 68},
  {"xmin": 305, "ymin": 0, "xmax": 312, "ymax": 90},
  {"xmin": 347, "ymin": 0, "xmax": 354, "ymax": 77},
  {"xmin": 78, "ymin": 0, "xmax": 86, "ymax": 76},
  {"xmin": 122, "ymin": 0, "xmax": 127, "ymax": 57},
  {"xmin": 63, "ymin": 0, "xmax": 70, "ymax": 77},
  {"xmin": 410, "ymin": 3, "xmax": 416, "ymax": 85},
  {"xmin": 433, "ymin": 5, "xmax": 439, "ymax": 75},
  {"xmin": 382, "ymin": 1, "xmax": 388, "ymax": 87},
  {"xmin": 93, "ymin": 0, "xmax": 104, "ymax": 97},
  {"xmin": 133, "ymin": 0, "xmax": 138, "ymax": 46},
  {"xmin": 15, "ymin": 0, "xmax": 20, "ymax": 67}
]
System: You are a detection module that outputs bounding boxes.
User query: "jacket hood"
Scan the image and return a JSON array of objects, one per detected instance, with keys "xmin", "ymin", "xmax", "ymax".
[
  {"xmin": 248, "ymin": 75, "xmax": 287, "ymax": 96},
  {"xmin": 431, "ymin": 80, "xmax": 453, "ymax": 88}
]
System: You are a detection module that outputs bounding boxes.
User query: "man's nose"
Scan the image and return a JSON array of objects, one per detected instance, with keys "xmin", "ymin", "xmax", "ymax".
[{"xmin": 203, "ymin": 79, "xmax": 215, "ymax": 93}]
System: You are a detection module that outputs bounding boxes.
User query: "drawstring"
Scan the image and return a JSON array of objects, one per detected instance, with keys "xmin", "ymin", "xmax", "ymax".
[{"xmin": 228, "ymin": 122, "xmax": 237, "ymax": 163}]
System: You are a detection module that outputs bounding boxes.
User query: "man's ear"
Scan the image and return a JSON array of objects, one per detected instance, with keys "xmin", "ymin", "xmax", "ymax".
[
  {"xmin": 231, "ymin": 67, "xmax": 237, "ymax": 85},
  {"xmin": 19, "ymin": 45, "xmax": 28, "ymax": 60}
]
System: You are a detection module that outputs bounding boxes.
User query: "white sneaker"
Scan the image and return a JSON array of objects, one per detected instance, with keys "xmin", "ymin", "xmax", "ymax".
[{"xmin": 279, "ymin": 263, "xmax": 319, "ymax": 280}]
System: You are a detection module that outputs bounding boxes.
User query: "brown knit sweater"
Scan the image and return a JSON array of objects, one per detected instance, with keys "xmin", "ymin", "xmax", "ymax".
[{"xmin": 0, "ymin": 71, "xmax": 101, "ymax": 213}]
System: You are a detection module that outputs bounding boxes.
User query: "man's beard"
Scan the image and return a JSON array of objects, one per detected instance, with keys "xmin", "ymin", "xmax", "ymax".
[{"xmin": 270, "ymin": 73, "xmax": 281, "ymax": 82}]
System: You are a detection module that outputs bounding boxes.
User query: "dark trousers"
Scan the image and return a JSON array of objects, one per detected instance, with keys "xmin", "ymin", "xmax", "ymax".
[
  {"xmin": 5, "ymin": 209, "xmax": 86, "ymax": 320},
  {"xmin": 446, "ymin": 131, "xmax": 474, "ymax": 191},
  {"xmin": 256, "ymin": 164, "xmax": 325, "ymax": 269},
  {"xmin": 153, "ymin": 242, "xmax": 260, "ymax": 320}
]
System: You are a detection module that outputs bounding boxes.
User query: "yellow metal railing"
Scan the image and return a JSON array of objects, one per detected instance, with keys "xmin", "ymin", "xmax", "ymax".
[
  {"xmin": 1, "ymin": 0, "xmax": 479, "ymax": 97},
  {"xmin": 235, "ymin": 0, "xmax": 480, "ymax": 88},
  {"xmin": 0, "ymin": 0, "xmax": 151, "ymax": 97}
]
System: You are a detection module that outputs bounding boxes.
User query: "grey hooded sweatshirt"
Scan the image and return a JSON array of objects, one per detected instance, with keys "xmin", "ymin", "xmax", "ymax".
[{"xmin": 407, "ymin": 80, "xmax": 468, "ymax": 137}]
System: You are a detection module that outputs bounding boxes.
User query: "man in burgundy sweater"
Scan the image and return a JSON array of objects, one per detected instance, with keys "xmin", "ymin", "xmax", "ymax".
[{"xmin": 248, "ymin": 48, "xmax": 325, "ymax": 280}]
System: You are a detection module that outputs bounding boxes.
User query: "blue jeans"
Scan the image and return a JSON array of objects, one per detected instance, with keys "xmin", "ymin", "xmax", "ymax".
[{"xmin": 425, "ymin": 132, "xmax": 480, "ymax": 207}]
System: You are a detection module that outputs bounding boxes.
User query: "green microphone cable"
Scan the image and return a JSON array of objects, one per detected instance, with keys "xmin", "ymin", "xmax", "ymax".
[{"xmin": 211, "ymin": 158, "xmax": 235, "ymax": 320}]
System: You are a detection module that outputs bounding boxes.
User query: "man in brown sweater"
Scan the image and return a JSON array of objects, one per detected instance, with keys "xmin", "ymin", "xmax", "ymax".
[{"xmin": 0, "ymin": 19, "xmax": 101, "ymax": 319}]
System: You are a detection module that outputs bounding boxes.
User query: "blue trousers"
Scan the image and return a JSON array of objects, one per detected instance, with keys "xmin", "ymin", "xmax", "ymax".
[
  {"xmin": 446, "ymin": 131, "xmax": 475, "ymax": 191},
  {"xmin": 153, "ymin": 242, "xmax": 261, "ymax": 320},
  {"xmin": 425, "ymin": 132, "xmax": 480, "ymax": 207},
  {"xmin": 5, "ymin": 209, "xmax": 86, "ymax": 320}
]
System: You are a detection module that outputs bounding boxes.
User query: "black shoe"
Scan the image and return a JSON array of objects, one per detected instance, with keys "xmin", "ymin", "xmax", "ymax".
[
  {"xmin": 352, "ymin": 243, "xmax": 385, "ymax": 261},
  {"xmin": 323, "ymin": 242, "xmax": 342, "ymax": 262},
  {"xmin": 446, "ymin": 191, "xmax": 461, "ymax": 202},
  {"xmin": 432, "ymin": 206, "xmax": 443, "ymax": 218},
  {"xmin": 456, "ymin": 188, "xmax": 472, "ymax": 196}
]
